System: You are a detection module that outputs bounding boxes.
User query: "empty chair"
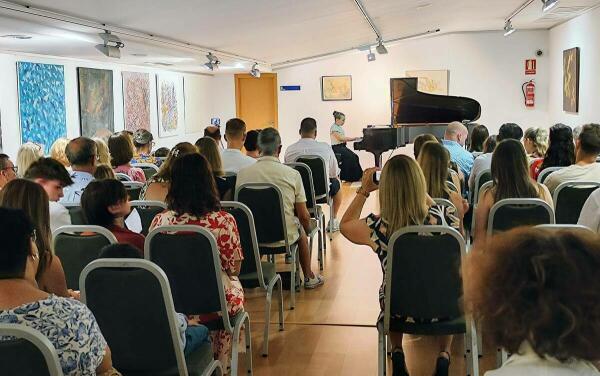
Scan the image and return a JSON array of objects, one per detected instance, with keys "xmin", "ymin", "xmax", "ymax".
[
  {"xmin": 80, "ymin": 259, "xmax": 223, "ymax": 376},
  {"xmin": 552, "ymin": 181, "xmax": 600, "ymax": 224},
  {"xmin": 123, "ymin": 181, "xmax": 144, "ymax": 200},
  {"xmin": 115, "ymin": 172, "xmax": 132, "ymax": 182},
  {"xmin": 295, "ymin": 155, "xmax": 334, "ymax": 238},
  {"xmin": 0, "ymin": 324, "xmax": 63, "ymax": 376},
  {"xmin": 469, "ymin": 170, "xmax": 491, "ymax": 205},
  {"xmin": 62, "ymin": 202, "xmax": 86, "ymax": 225},
  {"xmin": 129, "ymin": 200, "xmax": 167, "ymax": 235},
  {"xmin": 537, "ymin": 166, "xmax": 564, "ymax": 184},
  {"xmin": 52, "ymin": 225, "xmax": 118, "ymax": 290},
  {"xmin": 131, "ymin": 162, "xmax": 159, "ymax": 180},
  {"xmin": 487, "ymin": 198, "xmax": 555, "ymax": 235}
]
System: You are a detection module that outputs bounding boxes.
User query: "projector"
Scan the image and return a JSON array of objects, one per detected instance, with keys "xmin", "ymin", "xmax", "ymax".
[{"xmin": 96, "ymin": 44, "xmax": 121, "ymax": 58}]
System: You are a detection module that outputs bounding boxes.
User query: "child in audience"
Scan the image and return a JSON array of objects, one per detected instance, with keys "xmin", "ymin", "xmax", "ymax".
[
  {"xmin": 98, "ymin": 244, "xmax": 210, "ymax": 356},
  {"xmin": 94, "ymin": 164, "xmax": 116, "ymax": 180},
  {"xmin": 464, "ymin": 227, "xmax": 600, "ymax": 375},
  {"xmin": 108, "ymin": 132, "xmax": 146, "ymax": 183},
  {"xmin": 412, "ymin": 133, "xmax": 438, "ymax": 160},
  {"xmin": 93, "ymin": 137, "xmax": 112, "ymax": 166}
]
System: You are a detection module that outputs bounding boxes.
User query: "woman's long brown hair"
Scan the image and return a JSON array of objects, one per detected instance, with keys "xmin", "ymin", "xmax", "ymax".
[
  {"xmin": 418, "ymin": 141, "xmax": 452, "ymax": 200},
  {"xmin": 491, "ymin": 139, "xmax": 539, "ymax": 202}
]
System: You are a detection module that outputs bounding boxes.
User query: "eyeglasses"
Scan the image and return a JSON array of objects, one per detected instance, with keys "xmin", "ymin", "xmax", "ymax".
[{"xmin": 2, "ymin": 166, "xmax": 17, "ymax": 173}]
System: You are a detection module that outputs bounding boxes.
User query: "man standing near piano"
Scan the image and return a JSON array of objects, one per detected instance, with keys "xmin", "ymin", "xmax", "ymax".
[{"xmin": 330, "ymin": 111, "xmax": 364, "ymax": 182}]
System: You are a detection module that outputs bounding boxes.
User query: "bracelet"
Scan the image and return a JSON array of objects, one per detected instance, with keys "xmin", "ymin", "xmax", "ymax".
[{"xmin": 356, "ymin": 187, "xmax": 370, "ymax": 198}]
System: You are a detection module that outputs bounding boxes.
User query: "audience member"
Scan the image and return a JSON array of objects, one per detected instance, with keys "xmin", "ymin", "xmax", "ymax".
[
  {"xmin": 285, "ymin": 117, "xmax": 343, "ymax": 231},
  {"xmin": 94, "ymin": 164, "xmax": 116, "ymax": 180},
  {"xmin": 93, "ymin": 137, "xmax": 111, "ymax": 165},
  {"xmin": 578, "ymin": 188, "xmax": 600, "ymax": 233},
  {"xmin": 523, "ymin": 127, "xmax": 549, "ymax": 159},
  {"xmin": 413, "ymin": 133, "xmax": 438, "ymax": 160},
  {"xmin": 49, "ymin": 137, "xmax": 71, "ymax": 168},
  {"xmin": 544, "ymin": 123, "xmax": 600, "ymax": 194},
  {"xmin": 530, "ymin": 123, "xmax": 575, "ymax": 180},
  {"xmin": 330, "ymin": 111, "xmax": 363, "ymax": 182},
  {"xmin": 442, "ymin": 121, "xmax": 473, "ymax": 182},
  {"xmin": 204, "ymin": 125, "xmax": 222, "ymax": 148},
  {"xmin": 221, "ymin": 118, "xmax": 256, "ymax": 173},
  {"xmin": 0, "ymin": 207, "xmax": 116, "ymax": 376},
  {"xmin": 0, "ymin": 153, "xmax": 17, "ymax": 190},
  {"xmin": 60, "ymin": 137, "xmax": 97, "ymax": 204},
  {"xmin": 340, "ymin": 156, "xmax": 460, "ymax": 376},
  {"xmin": 468, "ymin": 135, "xmax": 497, "ymax": 192},
  {"xmin": 468, "ymin": 124, "xmax": 489, "ymax": 156},
  {"xmin": 244, "ymin": 130, "xmax": 260, "ymax": 158},
  {"xmin": 0, "ymin": 179, "xmax": 69, "ymax": 297},
  {"xmin": 153, "ymin": 147, "xmax": 170, "ymax": 158},
  {"xmin": 131, "ymin": 129, "xmax": 162, "ymax": 167},
  {"xmin": 196, "ymin": 137, "xmax": 233, "ymax": 200},
  {"xmin": 16, "ymin": 142, "xmax": 43, "ymax": 178},
  {"xmin": 24, "ymin": 157, "xmax": 74, "ymax": 233},
  {"xmin": 139, "ymin": 142, "xmax": 198, "ymax": 202},
  {"xmin": 572, "ymin": 125, "xmax": 583, "ymax": 145},
  {"xmin": 150, "ymin": 153, "xmax": 244, "ymax": 369},
  {"xmin": 483, "ymin": 135, "xmax": 497, "ymax": 153},
  {"xmin": 498, "ymin": 122, "xmax": 523, "ymax": 142},
  {"xmin": 237, "ymin": 127, "xmax": 324, "ymax": 288},
  {"xmin": 81, "ymin": 179, "xmax": 145, "ymax": 253},
  {"xmin": 473, "ymin": 139, "xmax": 553, "ymax": 244},
  {"xmin": 464, "ymin": 228, "xmax": 600, "ymax": 375},
  {"xmin": 108, "ymin": 132, "xmax": 145, "ymax": 183}
]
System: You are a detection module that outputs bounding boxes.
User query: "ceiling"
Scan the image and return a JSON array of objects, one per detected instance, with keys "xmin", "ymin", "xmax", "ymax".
[{"xmin": 0, "ymin": 0, "xmax": 598, "ymax": 73}]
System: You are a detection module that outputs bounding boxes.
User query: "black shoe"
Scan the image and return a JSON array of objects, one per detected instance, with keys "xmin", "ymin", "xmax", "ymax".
[
  {"xmin": 391, "ymin": 350, "xmax": 409, "ymax": 376},
  {"xmin": 433, "ymin": 352, "xmax": 450, "ymax": 376}
]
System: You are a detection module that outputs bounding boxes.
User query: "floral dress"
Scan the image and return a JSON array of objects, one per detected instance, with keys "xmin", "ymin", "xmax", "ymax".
[
  {"xmin": 149, "ymin": 210, "xmax": 244, "ymax": 370},
  {"xmin": 0, "ymin": 295, "xmax": 107, "ymax": 376},
  {"xmin": 114, "ymin": 164, "xmax": 146, "ymax": 183},
  {"xmin": 366, "ymin": 204, "xmax": 460, "ymax": 324}
]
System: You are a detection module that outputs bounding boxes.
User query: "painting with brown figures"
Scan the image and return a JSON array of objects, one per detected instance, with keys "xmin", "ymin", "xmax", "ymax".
[
  {"xmin": 122, "ymin": 71, "xmax": 151, "ymax": 132},
  {"xmin": 563, "ymin": 47, "xmax": 580, "ymax": 113},
  {"xmin": 78, "ymin": 67, "xmax": 114, "ymax": 137}
]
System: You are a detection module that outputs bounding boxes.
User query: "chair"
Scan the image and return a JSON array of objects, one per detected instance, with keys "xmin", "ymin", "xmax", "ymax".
[
  {"xmin": 378, "ymin": 226, "xmax": 479, "ymax": 376},
  {"xmin": 145, "ymin": 225, "xmax": 253, "ymax": 375},
  {"xmin": 447, "ymin": 181, "xmax": 459, "ymax": 194},
  {"xmin": 469, "ymin": 170, "xmax": 491, "ymax": 205},
  {"xmin": 129, "ymin": 200, "xmax": 167, "ymax": 235},
  {"xmin": 0, "ymin": 323, "xmax": 63, "ymax": 376},
  {"xmin": 470, "ymin": 180, "xmax": 493, "ymax": 240},
  {"xmin": 221, "ymin": 201, "xmax": 284, "ymax": 356},
  {"xmin": 286, "ymin": 162, "xmax": 325, "ymax": 270},
  {"xmin": 80, "ymin": 259, "xmax": 223, "ymax": 376},
  {"xmin": 487, "ymin": 198, "xmax": 555, "ymax": 235},
  {"xmin": 433, "ymin": 198, "xmax": 457, "ymax": 212},
  {"xmin": 223, "ymin": 173, "xmax": 237, "ymax": 192},
  {"xmin": 447, "ymin": 168, "xmax": 461, "ymax": 191},
  {"xmin": 123, "ymin": 181, "xmax": 144, "ymax": 200},
  {"xmin": 52, "ymin": 225, "xmax": 118, "ymax": 290},
  {"xmin": 61, "ymin": 202, "xmax": 86, "ymax": 225},
  {"xmin": 236, "ymin": 183, "xmax": 300, "ymax": 309},
  {"xmin": 537, "ymin": 166, "xmax": 564, "ymax": 184},
  {"xmin": 552, "ymin": 181, "xmax": 600, "ymax": 224},
  {"xmin": 132, "ymin": 163, "xmax": 159, "ymax": 180},
  {"xmin": 116, "ymin": 172, "xmax": 132, "ymax": 182}
]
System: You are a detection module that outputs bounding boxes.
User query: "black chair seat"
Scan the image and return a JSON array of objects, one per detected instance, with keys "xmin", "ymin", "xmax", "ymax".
[
  {"xmin": 239, "ymin": 261, "xmax": 276, "ymax": 288},
  {"xmin": 202, "ymin": 311, "xmax": 246, "ymax": 331},
  {"xmin": 316, "ymin": 197, "xmax": 328, "ymax": 205},
  {"xmin": 259, "ymin": 245, "xmax": 287, "ymax": 255},
  {"xmin": 388, "ymin": 316, "xmax": 465, "ymax": 335},
  {"xmin": 121, "ymin": 341, "xmax": 214, "ymax": 376}
]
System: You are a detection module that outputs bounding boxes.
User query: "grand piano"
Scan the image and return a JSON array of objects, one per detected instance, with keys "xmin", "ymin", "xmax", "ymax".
[{"xmin": 354, "ymin": 78, "xmax": 481, "ymax": 167}]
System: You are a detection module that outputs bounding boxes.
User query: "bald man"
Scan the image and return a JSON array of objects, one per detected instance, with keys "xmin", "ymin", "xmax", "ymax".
[
  {"xmin": 442, "ymin": 121, "xmax": 474, "ymax": 182},
  {"xmin": 204, "ymin": 126, "xmax": 222, "ymax": 148}
]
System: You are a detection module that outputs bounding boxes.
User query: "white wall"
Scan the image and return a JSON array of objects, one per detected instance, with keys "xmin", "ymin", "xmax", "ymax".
[{"xmin": 548, "ymin": 6, "xmax": 600, "ymax": 126}]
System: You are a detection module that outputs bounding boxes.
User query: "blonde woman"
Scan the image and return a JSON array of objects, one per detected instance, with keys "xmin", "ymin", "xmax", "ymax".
[
  {"xmin": 523, "ymin": 127, "xmax": 549, "ymax": 159},
  {"xmin": 195, "ymin": 137, "xmax": 233, "ymax": 200},
  {"xmin": 93, "ymin": 137, "xmax": 111, "ymax": 165},
  {"xmin": 340, "ymin": 155, "xmax": 460, "ymax": 376},
  {"xmin": 49, "ymin": 138, "xmax": 70, "ymax": 168},
  {"xmin": 16, "ymin": 142, "xmax": 43, "ymax": 177}
]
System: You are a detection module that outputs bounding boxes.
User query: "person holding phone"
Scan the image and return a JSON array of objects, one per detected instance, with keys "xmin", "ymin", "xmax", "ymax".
[{"xmin": 330, "ymin": 111, "xmax": 363, "ymax": 182}]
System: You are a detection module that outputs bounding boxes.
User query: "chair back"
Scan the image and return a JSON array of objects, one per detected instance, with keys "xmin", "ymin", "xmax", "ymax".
[
  {"xmin": 129, "ymin": 200, "xmax": 167, "ymax": 235},
  {"xmin": 296, "ymin": 155, "xmax": 329, "ymax": 200},
  {"xmin": 287, "ymin": 162, "xmax": 318, "ymax": 215},
  {"xmin": 384, "ymin": 226, "xmax": 465, "ymax": 333},
  {"xmin": 52, "ymin": 225, "xmax": 118, "ymax": 289},
  {"xmin": 62, "ymin": 203, "xmax": 86, "ymax": 225},
  {"xmin": 537, "ymin": 166, "xmax": 564, "ymax": 184},
  {"xmin": 447, "ymin": 181, "xmax": 459, "ymax": 194},
  {"xmin": 80, "ymin": 259, "xmax": 188, "ymax": 375},
  {"xmin": 235, "ymin": 183, "xmax": 289, "ymax": 248},
  {"xmin": 123, "ymin": 181, "xmax": 144, "ymax": 201},
  {"xmin": 132, "ymin": 163, "xmax": 159, "ymax": 180},
  {"xmin": 0, "ymin": 324, "xmax": 63, "ymax": 376},
  {"xmin": 145, "ymin": 225, "xmax": 232, "ymax": 332},
  {"xmin": 115, "ymin": 173, "xmax": 132, "ymax": 182},
  {"xmin": 433, "ymin": 198, "xmax": 457, "ymax": 211},
  {"xmin": 487, "ymin": 198, "xmax": 555, "ymax": 235},
  {"xmin": 470, "ymin": 169, "xmax": 491, "ymax": 204},
  {"xmin": 223, "ymin": 173, "xmax": 237, "ymax": 193},
  {"xmin": 553, "ymin": 181, "xmax": 600, "ymax": 224}
]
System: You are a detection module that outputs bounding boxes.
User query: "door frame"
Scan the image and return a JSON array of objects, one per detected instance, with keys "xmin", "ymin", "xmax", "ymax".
[{"xmin": 234, "ymin": 73, "xmax": 278, "ymax": 129}]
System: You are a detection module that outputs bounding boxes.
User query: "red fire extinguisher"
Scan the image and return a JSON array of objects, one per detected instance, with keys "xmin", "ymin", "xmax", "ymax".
[{"xmin": 522, "ymin": 80, "xmax": 535, "ymax": 108}]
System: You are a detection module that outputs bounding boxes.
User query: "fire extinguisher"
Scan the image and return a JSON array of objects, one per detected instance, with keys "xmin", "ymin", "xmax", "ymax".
[{"xmin": 522, "ymin": 80, "xmax": 535, "ymax": 108}]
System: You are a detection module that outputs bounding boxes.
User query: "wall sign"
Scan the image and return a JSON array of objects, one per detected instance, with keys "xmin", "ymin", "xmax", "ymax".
[
  {"xmin": 525, "ymin": 59, "xmax": 537, "ymax": 75},
  {"xmin": 280, "ymin": 85, "xmax": 301, "ymax": 91}
]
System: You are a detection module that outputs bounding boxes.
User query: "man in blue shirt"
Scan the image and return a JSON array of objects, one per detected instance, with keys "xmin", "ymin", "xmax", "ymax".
[
  {"xmin": 60, "ymin": 137, "xmax": 98, "ymax": 204},
  {"xmin": 442, "ymin": 122, "xmax": 474, "ymax": 183}
]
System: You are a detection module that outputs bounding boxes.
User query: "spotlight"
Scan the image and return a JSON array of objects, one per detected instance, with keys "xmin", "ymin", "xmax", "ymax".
[
  {"xmin": 503, "ymin": 20, "xmax": 516, "ymax": 37},
  {"xmin": 95, "ymin": 30, "xmax": 124, "ymax": 58},
  {"xmin": 375, "ymin": 39, "xmax": 388, "ymax": 54},
  {"xmin": 542, "ymin": 0, "xmax": 559, "ymax": 12},
  {"xmin": 250, "ymin": 63, "xmax": 261, "ymax": 78},
  {"xmin": 204, "ymin": 52, "xmax": 220, "ymax": 71},
  {"xmin": 367, "ymin": 47, "xmax": 376, "ymax": 62}
]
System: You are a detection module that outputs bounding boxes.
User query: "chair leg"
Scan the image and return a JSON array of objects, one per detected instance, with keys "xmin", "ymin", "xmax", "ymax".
[
  {"xmin": 465, "ymin": 317, "xmax": 480, "ymax": 376},
  {"xmin": 262, "ymin": 285, "xmax": 272, "ymax": 357},
  {"xmin": 290, "ymin": 248, "xmax": 296, "ymax": 310},
  {"xmin": 244, "ymin": 315, "xmax": 253, "ymax": 375},
  {"xmin": 321, "ymin": 211, "xmax": 327, "ymax": 254},
  {"xmin": 378, "ymin": 324, "xmax": 386, "ymax": 376},
  {"xmin": 276, "ymin": 277, "xmax": 284, "ymax": 331},
  {"xmin": 231, "ymin": 312, "xmax": 252, "ymax": 376},
  {"xmin": 496, "ymin": 348, "xmax": 507, "ymax": 369}
]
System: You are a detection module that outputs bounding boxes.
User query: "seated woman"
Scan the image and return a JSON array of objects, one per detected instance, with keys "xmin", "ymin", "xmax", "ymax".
[
  {"xmin": 530, "ymin": 124, "xmax": 574, "ymax": 180},
  {"xmin": 468, "ymin": 124, "xmax": 489, "ymax": 156},
  {"xmin": 0, "ymin": 207, "xmax": 117, "ymax": 376},
  {"xmin": 50, "ymin": 137, "xmax": 71, "ymax": 168},
  {"xmin": 150, "ymin": 153, "xmax": 244, "ymax": 371},
  {"xmin": 340, "ymin": 156, "xmax": 460, "ymax": 376},
  {"xmin": 523, "ymin": 127, "xmax": 548, "ymax": 159},
  {"xmin": 81, "ymin": 179, "xmax": 145, "ymax": 253},
  {"xmin": 139, "ymin": 142, "xmax": 198, "ymax": 202},
  {"xmin": 195, "ymin": 137, "xmax": 233, "ymax": 200},
  {"xmin": 330, "ymin": 111, "xmax": 363, "ymax": 182},
  {"xmin": 0, "ymin": 179, "xmax": 69, "ymax": 297},
  {"xmin": 413, "ymin": 133, "xmax": 438, "ymax": 160},
  {"xmin": 108, "ymin": 132, "xmax": 146, "ymax": 183},
  {"xmin": 474, "ymin": 139, "xmax": 553, "ymax": 245},
  {"xmin": 464, "ymin": 227, "xmax": 600, "ymax": 375}
]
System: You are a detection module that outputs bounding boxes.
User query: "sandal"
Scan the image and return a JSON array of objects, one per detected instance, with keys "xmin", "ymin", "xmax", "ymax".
[
  {"xmin": 391, "ymin": 348, "xmax": 409, "ymax": 376},
  {"xmin": 433, "ymin": 351, "xmax": 450, "ymax": 376}
]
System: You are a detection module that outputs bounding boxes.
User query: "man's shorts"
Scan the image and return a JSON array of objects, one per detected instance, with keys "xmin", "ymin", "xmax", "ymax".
[{"xmin": 329, "ymin": 178, "xmax": 341, "ymax": 197}]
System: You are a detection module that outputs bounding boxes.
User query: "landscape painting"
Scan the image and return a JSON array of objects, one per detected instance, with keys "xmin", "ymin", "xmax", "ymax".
[
  {"xmin": 156, "ymin": 74, "xmax": 183, "ymax": 137},
  {"xmin": 321, "ymin": 75, "xmax": 352, "ymax": 101},
  {"xmin": 78, "ymin": 67, "xmax": 114, "ymax": 137},
  {"xmin": 563, "ymin": 47, "xmax": 580, "ymax": 113},
  {"xmin": 122, "ymin": 71, "xmax": 151, "ymax": 132},
  {"xmin": 17, "ymin": 61, "xmax": 67, "ymax": 154},
  {"xmin": 406, "ymin": 70, "xmax": 449, "ymax": 95}
]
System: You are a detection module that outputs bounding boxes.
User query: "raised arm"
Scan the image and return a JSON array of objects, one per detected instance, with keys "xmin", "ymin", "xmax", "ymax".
[{"xmin": 340, "ymin": 168, "xmax": 379, "ymax": 248}]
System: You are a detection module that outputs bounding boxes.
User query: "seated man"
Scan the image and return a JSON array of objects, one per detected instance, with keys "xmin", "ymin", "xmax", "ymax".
[
  {"xmin": 204, "ymin": 125, "xmax": 223, "ymax": 148},
  {"xmin": 545, "ymin": 123, "xmax": 600, "ymax": 194},
  {"xmin": 244, "ymin": 130, "xmax": 260, "ymax": 158},
  {"xmin": 236, "ymin": 127, "xmax": 324, "ymax": 289},
  {"xmin": 60, "ymin": 137, "xmax": 98, "ymax": 204},
  {"xmin": 0, "ymin": 154, "xmax": 17, "ymax": 190},
  {"xmin": 284, "ymin": 117, "xmax": 342, "ymax": 232},
  {"xmin": 221, "ymin": 118, "xmax": 256, "ymax": 173},
  {"xmin": 24, "ymin": 157, "xmax": 74, "ymax": 233},
  {"xmin": 442, "ymin": 122, "xmax": 474, "ymax": 184}
]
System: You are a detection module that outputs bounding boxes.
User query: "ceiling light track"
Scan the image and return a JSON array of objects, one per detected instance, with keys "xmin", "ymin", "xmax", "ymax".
[
  {"xmin": 353, "ymin": 0, "xmax": 382, "ymax": 41},
  {"xmin": 0, "ymin": 0, "xmax": 266, "ymax": 64},
  {"xmin": 503, "ymin": 0, "xmax": 536, "ymax": 37}
]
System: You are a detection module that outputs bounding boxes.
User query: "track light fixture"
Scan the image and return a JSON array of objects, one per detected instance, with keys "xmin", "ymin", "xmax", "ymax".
[
  {"xmin": 204, "ymin": 52, "xmax": 220, "ymax": 71},
  {"xmin": 542, "ymin": 0, "xmax": 559, "ymax": 12},
  {"xmin": 375, "ymin": 39, "xmax": 388, "ymax": 54},
  {"xmin": 250, "ymin": 63, "xmax": 261, "ymax": 78},
  {"xmin": 95, "ymin": 30, "xmax": 124, "ymax": 58},
  {"xmin": 367, "ymin": 47, "xmax": 376, "ymax": 62},
  {"xmin": 503, "ymin": 20, "xmax": 516, "ymax": 37}
]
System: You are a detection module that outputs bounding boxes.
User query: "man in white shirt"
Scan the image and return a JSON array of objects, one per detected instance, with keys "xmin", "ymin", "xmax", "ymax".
[
  {"xmin": 545, "ymin": 123, "xmax": 600, "ymax": 194},
  {"xmin": 24, "ymin": 157, "xmax": 74, "ymax": 233},
  {"xmin": 221, "ymin": 118, "xmax": 256, "ymax": 174},
  {"xmin": 60, "ymin": 137, "xmax": 98, "ymax": 204},
  {"xmin": 578, "ymin": 188, "xmax": 600, "ymax": 232},
  {"xmin": 284, "ymin": 117, "xmax": 342, "ymax": 231}
]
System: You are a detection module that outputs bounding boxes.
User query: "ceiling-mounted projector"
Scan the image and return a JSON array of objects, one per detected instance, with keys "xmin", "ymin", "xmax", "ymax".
[{"xmin": 96, "ymin": 30, "xmax": 124, "ymax": 58}]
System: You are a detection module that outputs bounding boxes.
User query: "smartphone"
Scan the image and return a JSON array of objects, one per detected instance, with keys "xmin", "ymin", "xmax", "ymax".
[
  {"xmin": 373, "ymin": 171, "xmax": 382, "ymax": 184},
  {"xmin": 210, "ymin": 117, "xmax": 221, "ymax": 126}
]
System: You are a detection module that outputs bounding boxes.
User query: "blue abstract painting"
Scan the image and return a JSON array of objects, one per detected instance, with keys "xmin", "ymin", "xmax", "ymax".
[{"xmin": 17, "ymin": 62, "xmax": 67, "ymax": 154}]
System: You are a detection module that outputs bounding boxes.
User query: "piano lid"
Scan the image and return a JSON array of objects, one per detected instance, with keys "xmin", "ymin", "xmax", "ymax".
[{"xmin": 390, "ymin": 78, "xmax": 481, "ymax": 126}]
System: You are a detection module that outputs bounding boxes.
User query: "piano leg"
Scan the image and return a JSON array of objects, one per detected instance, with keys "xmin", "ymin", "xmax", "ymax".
[{"xmin": 374, "ymin": 152, "xmax": 383, "ymax": 168}]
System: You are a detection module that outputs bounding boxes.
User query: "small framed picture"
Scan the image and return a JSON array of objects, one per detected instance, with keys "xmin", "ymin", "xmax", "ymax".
[{"xmin": 321, "ymin": 75, "xmax": 352, "ymax": 101}]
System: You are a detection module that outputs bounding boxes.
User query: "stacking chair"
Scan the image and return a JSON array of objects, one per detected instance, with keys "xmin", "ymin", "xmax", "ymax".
[
  {"xmin": 447, "ymin": 168, "xmax": 461, "ymax": 192},
  {"xmin": 0, "ymin": 324, "xmax": 63, "ymax": 376},
  {"xmin": 286, "ymin": 162, "xmax": 325, "ymax": 270},
  {"xmin": 52, "ymin": 225, "xmax": 117, "ymax": 290},
  {"xmin": 123, "ymin": 181, "xmax": 144, "ymax": 201},
  {"xmin": 115, "ymin": 172, "xmax": 132, "ymax": 182},
  {"xmin": 145, "ymin": 225, "xmax": 253, "ymax": 375},
  {"xmin": 487, "ymin": 198, "xmax": 555, "ymax": 235},
  {"xmin": 132, "ymin": 162, "xmax": 159, "ymax": 180},
  {"xmin": 447, "ymin": 181, "xmax": 459, "ymax": 194},
  {"xmin": 221, "ymin": 201, "xmax": 284, "ymax": 356},
  {"xmin": 469, "ymin": 170, "xmax": 491, "ymax": 205},
  {"xmin": 62, "ymin": 202, "xmax": 86, "ymax": 225},
  {"xmin": 80, "ymin": 259, "xmax": 223, "ymax": 376},
  {"xmin": 236, "ymin": 183, "xmax": 300, "ymax": 309},
  {"xmin": 378, "ymin": 226, "xmax": 479, "ymax": 376},
  {"xmin": 552, "ymin": 181, "xmax": 600, "ymax": 224},
  {"xmin": 296, "ymin": 155, "xmax": 334, "ymax": 240},
  {"xmin": 129, "ymin": 200, "xmax": 167, "ymax": 235},
  {"xmin": 433, "ymin": 198, "xmax": 457, "ymax": 212},
  {"xmin": 537, "ymin": 166, "xmax": 564, "ymax": 184}
]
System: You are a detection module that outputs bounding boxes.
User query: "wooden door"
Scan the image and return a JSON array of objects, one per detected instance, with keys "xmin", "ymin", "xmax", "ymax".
[{"xmin": 235, "ymin": 73, "xmax": 278, "ymax": 130}]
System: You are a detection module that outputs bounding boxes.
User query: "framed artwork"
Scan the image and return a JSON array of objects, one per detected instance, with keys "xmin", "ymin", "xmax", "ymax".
[
  {"xmin": 156, "ymin": 74, "xmax": 184, "ymax": 138},
  {"xmin": 77, "ymin": 67, "xmax": 114, "ymax": 138},
  {"xmin": 563, "ymin": 47, "xmax": 580, "ymax": 113},
  {"xmin": 321, "ymin": 75, "xmax": 352, "ymax": 101},
  {"xmin": 406, "ymin": 70, "xmax": 449, "ymax": 95},
  {"xmin": 17, "ymin": 62, "xmax": 67, "ymax": 154},
  {"xmin": 122, "ymin": 71, "xmax": 151, "ymax": 132}
]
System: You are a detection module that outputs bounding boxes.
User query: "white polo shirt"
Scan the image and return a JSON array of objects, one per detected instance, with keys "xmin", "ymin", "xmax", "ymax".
[
  {"xmin": 221, "ymin": 149, "xmax": 256, "ymax": 174},
  {"xmin": 284, "ymin": 138, "xmax": 340, "ymax": 179}
]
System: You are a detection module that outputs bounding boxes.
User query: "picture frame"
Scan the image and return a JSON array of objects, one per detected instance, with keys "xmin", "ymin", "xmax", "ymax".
[
  {"xmin": 563, "ymin": 47, "xmax": 580, "ymax": 113},
  {"xmin": 321, "ymin": 75, "xmax": 352, "ymax": 101}
]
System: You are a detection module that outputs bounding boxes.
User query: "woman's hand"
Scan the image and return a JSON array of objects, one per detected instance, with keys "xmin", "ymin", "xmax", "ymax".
[{"xmin": 361, "ymin": 168, "xmax": 380, "ymax": 193}]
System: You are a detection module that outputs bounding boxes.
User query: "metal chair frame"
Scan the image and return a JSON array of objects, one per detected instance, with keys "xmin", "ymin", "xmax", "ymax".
[
  {"xmin": 537, "ymin": 166, "xmax": 565, "ymax": 184},
  {"xmin": 487, "ymin": 198, "xmax": 555, "ymax": 236}
]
